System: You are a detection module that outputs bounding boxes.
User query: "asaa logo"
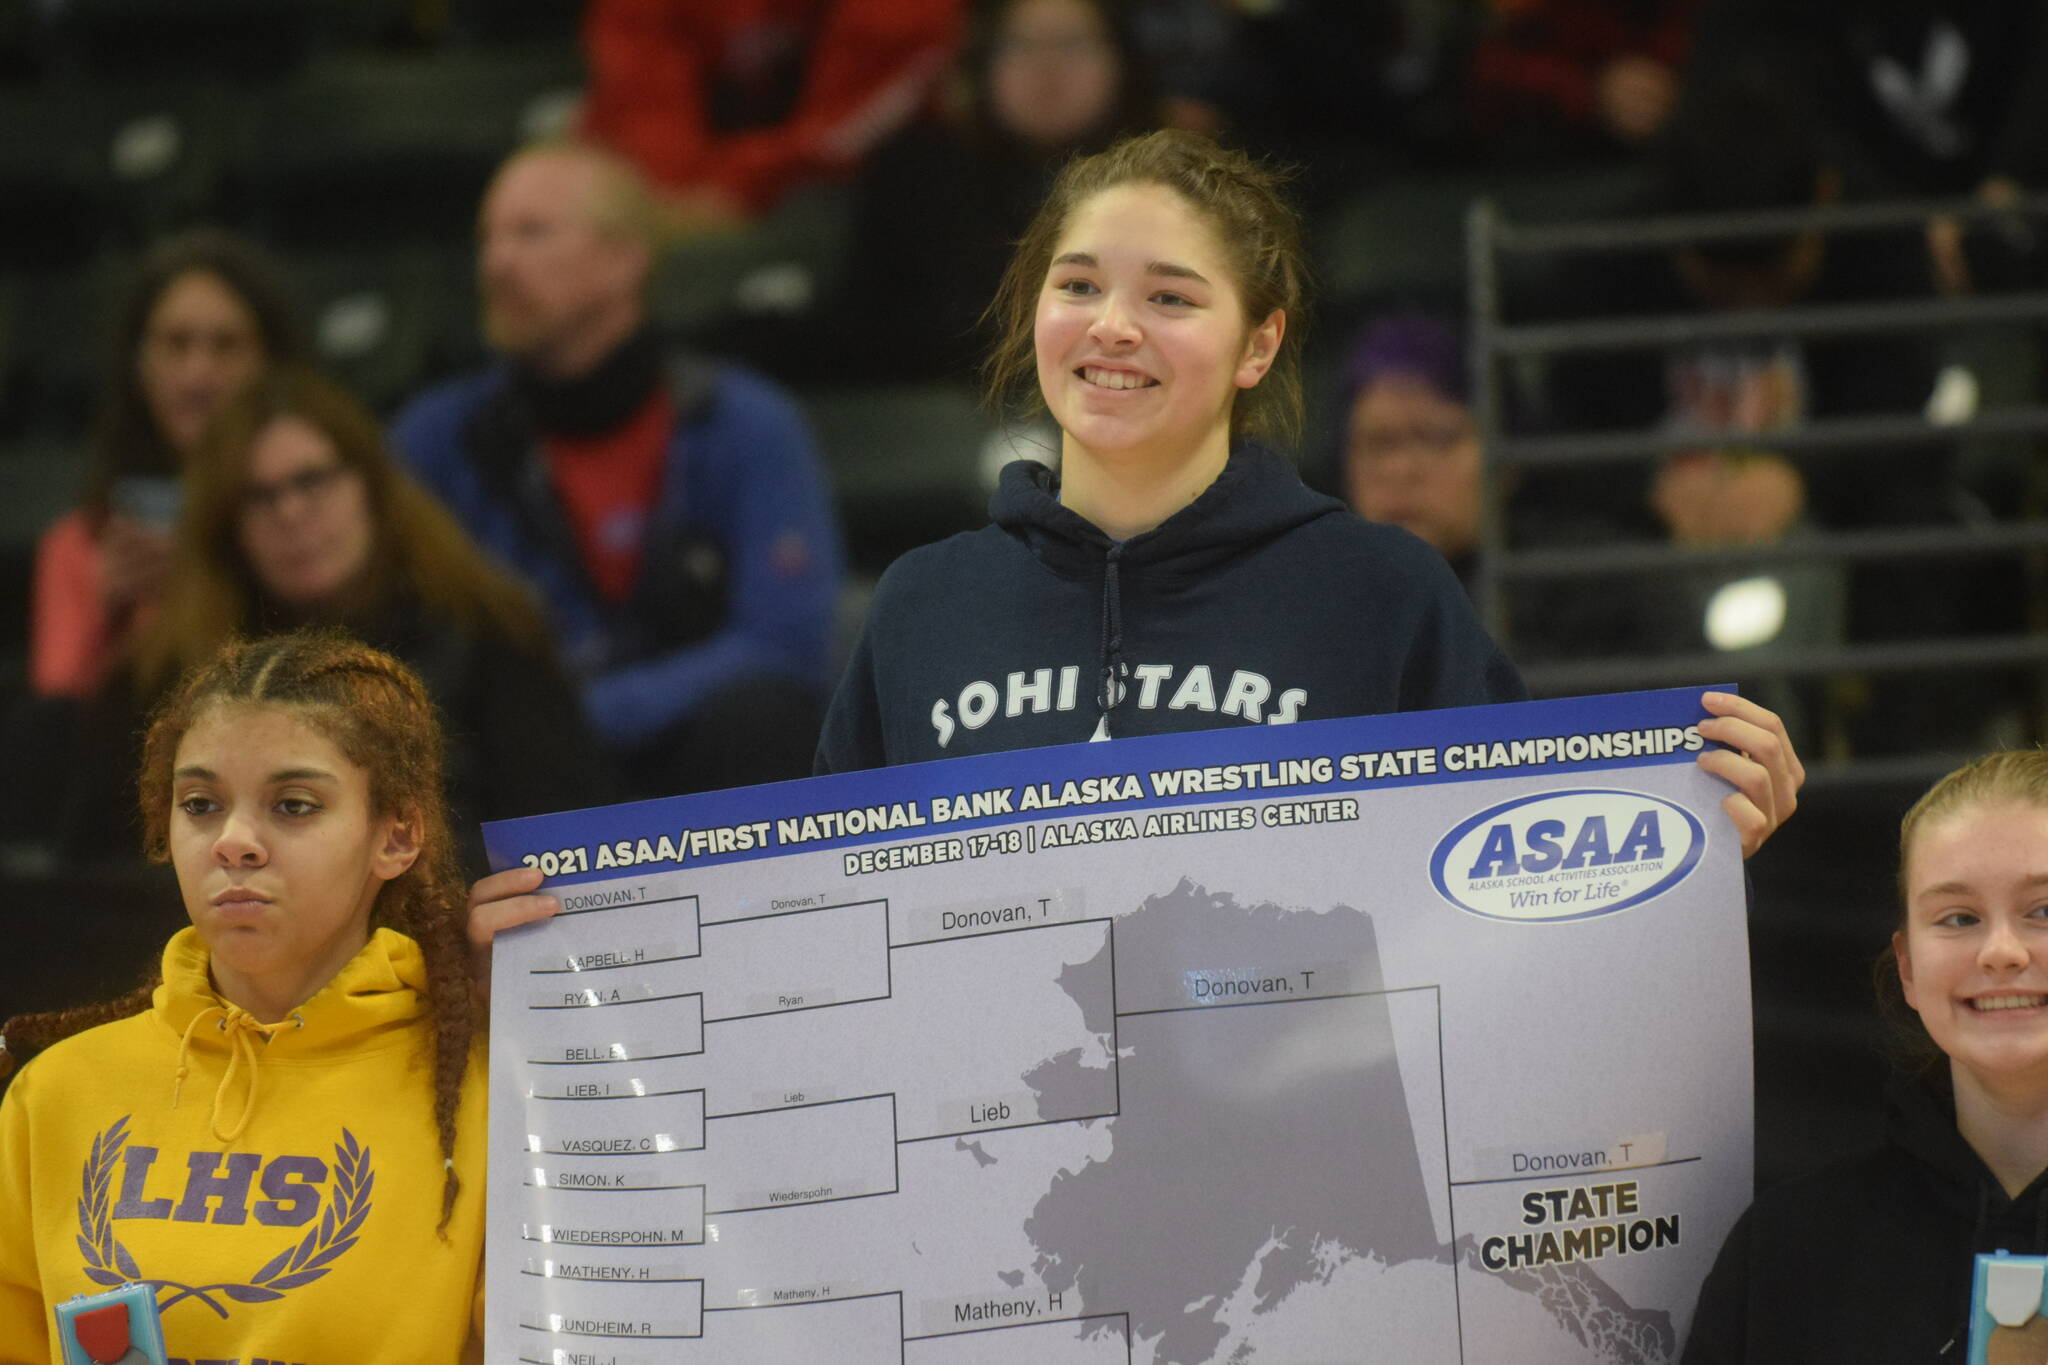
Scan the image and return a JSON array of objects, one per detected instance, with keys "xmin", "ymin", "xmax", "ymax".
[{"xmin": 1429, "ymin": 789, "xmax": 1706, "ymax": 922}]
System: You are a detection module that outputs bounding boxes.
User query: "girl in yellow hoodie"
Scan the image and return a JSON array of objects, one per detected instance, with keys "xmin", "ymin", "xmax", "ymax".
[{"xmin": 0, "ymin": 631, "xmax": 485, "ymax": 1364}]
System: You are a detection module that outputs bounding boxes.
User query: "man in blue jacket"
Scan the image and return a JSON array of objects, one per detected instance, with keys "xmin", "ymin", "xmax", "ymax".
[{"xmin": 392, "ymin": 141, "xmax": 844, "ymax": 797}]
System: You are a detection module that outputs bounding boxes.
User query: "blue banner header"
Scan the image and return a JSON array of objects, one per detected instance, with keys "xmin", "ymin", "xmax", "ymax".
[{"xmin": 483, "ymin": 686, "xmax": 1730, "ymax": 887}]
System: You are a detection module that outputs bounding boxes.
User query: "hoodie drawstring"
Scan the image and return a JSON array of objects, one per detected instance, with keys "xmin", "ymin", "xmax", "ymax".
[
  {"xmin": 1096, "ymin": 544, "xmax": 1126, "ymax": 736},
  {"xmin": 172, "ymin": 1005, "xmax": 305, "ymax": 1143}
]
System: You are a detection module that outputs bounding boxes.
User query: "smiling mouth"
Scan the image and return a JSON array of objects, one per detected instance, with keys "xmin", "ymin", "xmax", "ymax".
[
  {"xmin": 1969, "ymin": 994, "xmax": 2048, "ymax": 1011},
  {"xmin": 1079, "ymin": 366, "xmax": 1156, "ymax": 391}
]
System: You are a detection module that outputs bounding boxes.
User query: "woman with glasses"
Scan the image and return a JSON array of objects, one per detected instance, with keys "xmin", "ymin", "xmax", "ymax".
[
  {"xmin": 59, "ymin": 366, "xmax": 612, "ymax": 871},
  {"xmin": 3, "ymin": 233, "xmax": 308, "ymax": 854},
  {"xmin": 1338, "ymin": 317, "xmax": 1487, "ymax": 590}
]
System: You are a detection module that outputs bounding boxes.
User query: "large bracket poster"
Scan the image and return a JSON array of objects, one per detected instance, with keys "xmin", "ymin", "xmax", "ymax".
[{"xmin": 482, "ymin": 687, "xmax": 1752, "ymax": 1365}]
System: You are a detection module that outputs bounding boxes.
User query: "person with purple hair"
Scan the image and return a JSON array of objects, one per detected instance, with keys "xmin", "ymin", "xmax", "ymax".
[
  {"xmin": 1339, "ymin": 316, "xmax": 1485, "ymax": 586},
  {"xmin": 1334, "ymin": 314, "xmax": 1699, "ymax": 675}
]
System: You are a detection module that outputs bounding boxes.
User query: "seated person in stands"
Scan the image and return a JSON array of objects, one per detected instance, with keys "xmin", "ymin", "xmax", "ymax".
[
  {"xmin": 1685, "ymin": 749, "xmax": 2048, "ymax": 1361},
  {"xmin": 763, "ymin": 0, "xmax": 1164, "ymax": 385},
  {"xmin": 1688, "ymin": 0, "xmax": 2048, "ymax": 294},
  {"xmin": 1471, "ymin": 0, "xmax": 1700, "ymax": 160},
  {"xmin": 60, "ymin": 367, "xmax": 611, "ymax": 872},
  {"xmin": 1340, "ymin": 316, "xmax": 1483, "ymax": 587},
  {"xmin": 1335, "ymin": 315, "xmax": 1679, "ymax": 670},
  {"xmin": 29, "ymin": 229, "xmax": 305, "ymax": 700},
  {"xmin": 3, "ymin": 231, "xmax": 306, "ymax": 855},
  {"xmin": 1534, "ymin": 70, "xmax": 2006, "ymax": 748},
  {"xmin": 578, "ymin": 0, "xmax": 962, "ymax": 230},
  {"xmin": 1543, "ymin": 69, "xmax": 1932, "ymax": 539},
  {"xmin": 391, "ymin": 141, "xmax": 844, "ymax": 799}
]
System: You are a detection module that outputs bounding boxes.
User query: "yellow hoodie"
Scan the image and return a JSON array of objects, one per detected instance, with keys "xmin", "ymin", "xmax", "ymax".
[{"xmin": 0, "ymin": 927, "xmax": 484, "ymax": 1365}]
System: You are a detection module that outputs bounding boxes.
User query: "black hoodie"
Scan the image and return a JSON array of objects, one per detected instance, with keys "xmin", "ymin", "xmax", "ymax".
[
  {"xmin": 816, "ymin": 444, "xmax": 1525, "ymax": 772},
  {"xmin": 1684, "ymin": 1072, "xmax": 2048, "ymax": 1362}
]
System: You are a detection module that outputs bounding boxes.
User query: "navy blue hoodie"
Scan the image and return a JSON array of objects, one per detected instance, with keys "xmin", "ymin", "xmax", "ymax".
[
  {"xmin": 1679, "ymin": 1072, "xmax": 2048, "ymax": 1358},
  {"xmin": 816, "ymin": 444, "xmax": 1525, "ymax": 772},
  {"xmin": 1683, "ymin": 1071, "xmax": 2048, "ymax": 1362}
]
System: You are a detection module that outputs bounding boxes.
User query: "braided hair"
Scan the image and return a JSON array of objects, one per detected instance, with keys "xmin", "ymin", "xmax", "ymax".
[{"xmin": 2, "ymin": 630, "xmax": 477, "ymax": 1231}]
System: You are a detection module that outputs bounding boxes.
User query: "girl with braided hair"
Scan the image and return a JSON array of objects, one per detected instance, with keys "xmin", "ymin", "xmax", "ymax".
[{"xmin": 0, "ymin": 630, "xmax": 485, "ymax": 1363}]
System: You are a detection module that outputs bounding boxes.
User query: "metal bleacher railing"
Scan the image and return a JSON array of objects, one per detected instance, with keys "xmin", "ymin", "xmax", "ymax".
[{"xmin": 1464, "ymin": 194, "xmax": 2048, "ymax": 787}]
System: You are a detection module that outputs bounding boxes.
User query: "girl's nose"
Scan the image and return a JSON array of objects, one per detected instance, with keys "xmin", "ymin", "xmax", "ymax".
[
  {"xmin": 1088, "ymin": 294, "xmax": 1141, "ymax": 348},
  {"xmin": 213, "ymin": 812, "xmax": 266, "ymax": 866}
]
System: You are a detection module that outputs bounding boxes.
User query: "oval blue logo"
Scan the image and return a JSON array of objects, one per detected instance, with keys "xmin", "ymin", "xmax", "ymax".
[{"xmin": 1429, "ymin": 788, "xmax": 1707, "ymax": 922}]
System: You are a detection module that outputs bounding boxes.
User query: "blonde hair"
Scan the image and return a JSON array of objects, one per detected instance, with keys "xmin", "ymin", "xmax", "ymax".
[
  {"xmin": 1876, "ymin": 748, "xmax": 2048, "ymax": 1074},
  {"xmin": 501, "ymin": 138, "xmax": 662, "ymax": 251},
  {"xmin": 1897, "ymin": 749, "xmax": 2048, "ymax": 905}
]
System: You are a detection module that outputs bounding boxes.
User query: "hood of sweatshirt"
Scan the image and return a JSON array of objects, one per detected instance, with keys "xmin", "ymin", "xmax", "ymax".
[
  {"xmin": 989, "ymin": 444, "xmax": 1350, "ymax": 737},
  {"xmin": 1885, "ymin": 1068, "xmax": 2048, "ymax": 1253},
  {"xmin": 815, "ymin": 443, "xmax": 1522, "ymax": 769},
  {"xmin": 989, "ymin": 442, "xmax": 1347, "ymax": 583},
  {"xmin": 153, "ymin": 927, "xmax": 432, "ymax": 1141}
]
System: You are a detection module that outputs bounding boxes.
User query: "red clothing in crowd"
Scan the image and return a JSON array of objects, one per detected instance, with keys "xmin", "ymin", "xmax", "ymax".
[
  {"xmin": 1474, "ymin": 0, "xmax": 1700, "ymax": 132},
  {"xmin": 30, "ymin": 513, "xmax": 147, "ymax": 699},
  {"xmin": 544, "ymin": 386, "xmax": 675, "ymax": 605},
  {"xmin": 580, "ymin": 0, "xmax": 962, "ymax": 216}
]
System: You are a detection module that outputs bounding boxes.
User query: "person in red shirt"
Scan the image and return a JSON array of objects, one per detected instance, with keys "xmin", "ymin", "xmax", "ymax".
[
  {"xmin": 390, "ymin": 143, "xmax": 846, "ymax": 799},
  {"xmin": 580, "ymin": 0, "xmax": 964, "ymax": 227}
]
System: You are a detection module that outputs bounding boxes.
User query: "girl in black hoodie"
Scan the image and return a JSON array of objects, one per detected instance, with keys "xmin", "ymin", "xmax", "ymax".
[
  {"xmin": 1686, "ymin": 749, "xmax": 2048, "ymax": 1360},
  {"xmin": 812, "ymin": 130, "xmax": 1798, "ymax": 846}
]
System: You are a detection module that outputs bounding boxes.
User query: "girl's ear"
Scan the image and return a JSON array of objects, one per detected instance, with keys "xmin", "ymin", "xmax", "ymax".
[
  {"xmin": 370, "ymin": 809, "xmax": 423, "ymax": 884},
  {"xmin": 1236, "ymin": 309, "xmax": 1285, "ymax": 389},
  {"xmin": 1893, "ymin": 929, "xmax": 1917, "ymax": 1012}
]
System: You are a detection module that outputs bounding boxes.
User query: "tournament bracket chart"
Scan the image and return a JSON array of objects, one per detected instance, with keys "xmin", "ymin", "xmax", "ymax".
[
  {"xmin": 485, "ymin": 687, "xmax": 1751, "ymax": 1365},
  {"xmin": 498, "ymin": 868, "xmax": 1147, "ymax": 1362}
]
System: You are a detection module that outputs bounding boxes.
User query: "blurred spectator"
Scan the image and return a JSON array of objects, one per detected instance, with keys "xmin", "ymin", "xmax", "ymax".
[
  {"xmin": 1336, "ymin": 315, "xmax": 1661, "ymax": 666},
  {"xmin": 1473, "ymin": 0, "xmax": 1701, "ymax": 161},
  {"xmin": 28, "ymin": 230, "xmax": 306, "ymax": 701},
  {"xmin": 1225, "ymin": 0, "xmax": 1472, "ymax": 180},
  {"xmin": 1692, "ymin": 0, "xmax": 2048, "ymax": 200},
  {"xmin": 1341, "ymin": 317, "xmax": 1483, "ymax": 583},
  {"xmin": 51, "ymin": 367, "xmax": 614, "ymax": 872},
  {"xmin": 1690, "ymin": 0, "xmax": 2048, "ymax": 292},
  {"xmin": 391, "ymin": 141, "xmax": 845, "ymax": 800},
  {"xmin": 579, "ymin": 0, "xmax": 964, "ymax": 231},
  {"xmin": 1111, "ymin": 0, "xmax": 1465, "ymax": 193},
  {"xmin": 1125, "ymin": 0, "xmax": 1235, "ymax": 136},
  {"xmin": 1536, "ymin": 75, "xmax": 2019, "ymax": 752},
  {"xmin": 1339, "ymin": 310, "xmax": 1840, "ymax": 751},
  {"xmin": 763, "ymin": 0, "xmax": 1162, "ymax": 383},
  {"xmin": 1546, "ymin": 73, "xmax": 1939, "ymax": 535}
]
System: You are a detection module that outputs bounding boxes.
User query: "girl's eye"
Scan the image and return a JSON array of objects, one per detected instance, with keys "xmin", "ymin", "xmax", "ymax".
[
  {"xmin": 1935, "ymin": 910, "xmax": 1979, "ymax": 929},
  {"xmin": 1152, "ymin": 291, "xmax": 1192, "ymax": 308},
  {"xmin": 1054, "ymin": 277, "xmax": 1099, "ymax": 296},
  {"xmin": 277, "ymin": 797, "xmax": 319, "ymax": 818},
  {"xmin": 177, "ymin": 795, "xmax": 218, "ymax": 817}
]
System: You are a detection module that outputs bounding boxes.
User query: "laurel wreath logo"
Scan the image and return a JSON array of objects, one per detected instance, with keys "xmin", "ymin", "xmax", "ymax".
[{"xmin": 76, "ymin": 1116, "xmax": 375, "ymax": 1318}]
